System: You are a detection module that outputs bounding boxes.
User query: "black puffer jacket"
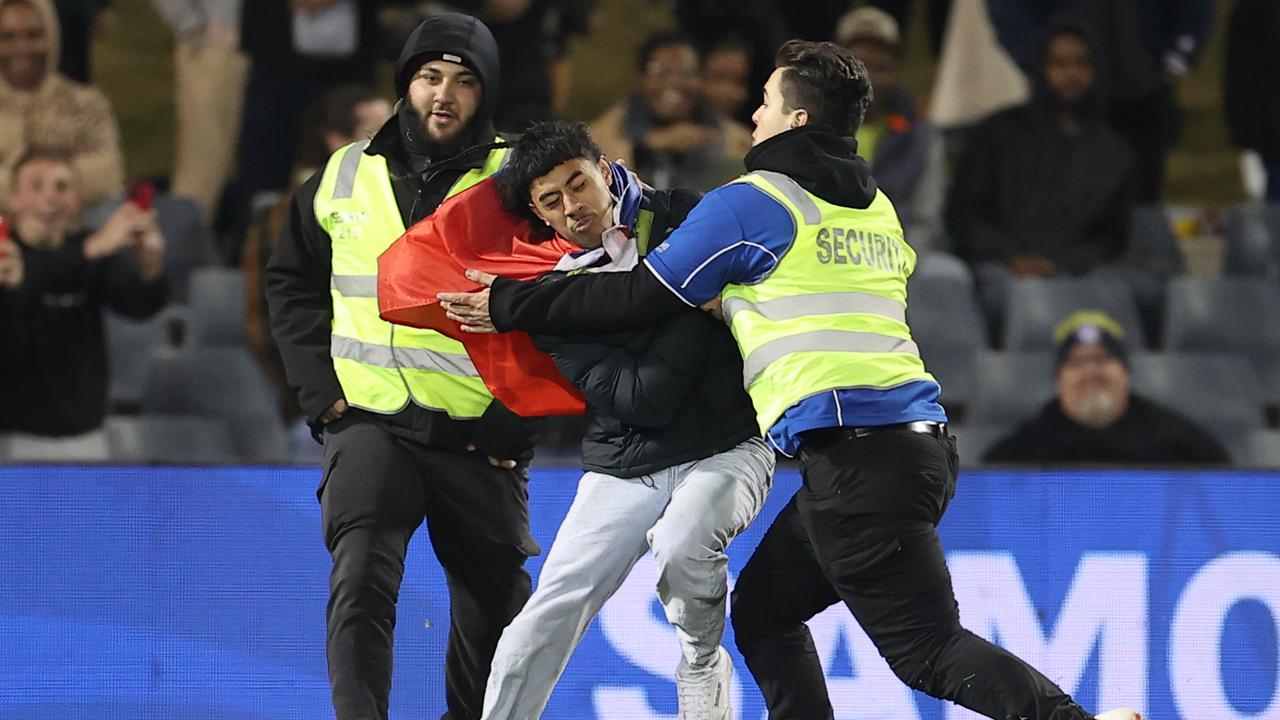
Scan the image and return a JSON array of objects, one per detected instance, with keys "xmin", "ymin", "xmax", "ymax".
[{"xmin": 531, "ymin": 190, "xmax": 759, "ymax": 477}]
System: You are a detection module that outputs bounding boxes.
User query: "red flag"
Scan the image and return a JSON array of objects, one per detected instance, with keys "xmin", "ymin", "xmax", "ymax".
[{"xmin": 378, "ymin": 177, "xmax": 587, "ymax": 417}]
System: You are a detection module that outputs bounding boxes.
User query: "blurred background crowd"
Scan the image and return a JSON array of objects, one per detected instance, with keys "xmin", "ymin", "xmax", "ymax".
[{"xmin": 1, "ymin": 0, "xmax": 1279, "ymax": 468}]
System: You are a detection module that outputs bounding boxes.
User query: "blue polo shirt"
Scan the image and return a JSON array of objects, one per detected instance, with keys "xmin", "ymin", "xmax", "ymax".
[{"xmin": 642, "ymin": 181, "xmax": 947, "ymax": 456}]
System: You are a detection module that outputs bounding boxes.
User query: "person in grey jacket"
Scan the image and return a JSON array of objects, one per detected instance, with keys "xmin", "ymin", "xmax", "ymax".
[{"xmin": 480, "ymin": 121, "xmax": 774, "ymax": 720}]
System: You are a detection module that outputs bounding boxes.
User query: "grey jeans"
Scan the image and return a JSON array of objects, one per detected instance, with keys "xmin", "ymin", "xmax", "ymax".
[{"xmin": 482, "ymin": 437, "xmax": 776, "ymax": 720}]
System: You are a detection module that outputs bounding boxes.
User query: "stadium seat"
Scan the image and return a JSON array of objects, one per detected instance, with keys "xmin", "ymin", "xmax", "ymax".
[
  {"xmin": 1125, "ymin": 206, "xmax": 1187, "ymax": 278},
  {"xmin": 141, "ymin": 347, "xmax": 287, "ymax": 462},
  {"xmin": 965, "ymin": 351, "xmax": 1056, "ymax": 425},
  {"xmin": 105, "ymin": 310, "xmax": 177, "ymax": 409},
  {"xmin": 1002, "ymin": 276, "xmax": 1146, "ymax": 351},
  {"xmin": 153, "ymin": 194, "xmax": 217, "ymax": 304},
  {"xmin": 1240, "ymin": 430, "xmax": 1280, "ymax": 468},
  {"xmin": 186, "ymin": 267, "xmax": 247, "ymax": 347},
  {"xmin": 1223, "ymin": 201, "xmax": 1280, "ymax": 278},
  {"xmin": 950, "ymin": 423, "xmax": 1012, "ymax": 466},
  {"xmin": 1128, "ymin": 352, "xmax": 1265, "ymax": 434},
  {"xmin": 1163, "ymin": 278, "xmax": 1280, "ymax": 353},
  {"xmin": 907, "ymin": 276, "xmax": 988, "ymax": 414},
  {"xmin": 105, "ymin": 415, "xmax": 239, "ymax": 464},
  {"xmin": 1162, "ymin": 278, "xmax": 1280, "ymax": 410},
  {"xmin": 913, "ymin": 251, "xmax": 974, "ymax": 286}
]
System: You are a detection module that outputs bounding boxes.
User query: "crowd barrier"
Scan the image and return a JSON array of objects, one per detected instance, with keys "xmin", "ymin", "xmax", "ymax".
[{"xmin": 2, "ymin": 465, "xmax": 1277, "ymax": 719}]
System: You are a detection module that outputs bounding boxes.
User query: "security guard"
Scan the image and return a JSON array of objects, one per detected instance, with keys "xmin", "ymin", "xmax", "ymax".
[
  {"xmin": 439, "ymin": 40, "xmax": 1141, "ymax": 720},
  {"xmin": 266, "ymin": 14, "xmax": 540, "ymax": 720}
]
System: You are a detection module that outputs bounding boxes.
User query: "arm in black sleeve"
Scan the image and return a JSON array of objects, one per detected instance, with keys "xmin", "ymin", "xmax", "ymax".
[
  {"xmin": 490, "ymin": 264, "xmax": 690, "ymax": 335},
  {"xmin": 264, "ymin": 172, "xmax": 345, "ymax": 423},
  {"xmin": 98, "ymin": 250, "xmax": 167, "ymax": 319},
  {"xmin": 534, "ymin": 312, "xmax": 716, "ymax": 428}
]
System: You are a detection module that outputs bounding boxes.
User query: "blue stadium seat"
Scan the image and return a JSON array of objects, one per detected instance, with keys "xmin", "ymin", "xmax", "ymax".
[
  {"xmin": 1002, "ymin": 276, "xmax": 1146, "ymax": 350},
  {"xmin": 965, "ymin": 351, "xmax": 1056, "ymax": 425}
]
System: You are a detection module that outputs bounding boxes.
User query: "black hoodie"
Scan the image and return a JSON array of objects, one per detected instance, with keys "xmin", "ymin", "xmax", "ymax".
[
  {"xmin": 487, "ymin": 125, "xmax": 879, "ymax": 335},
  {"xmin": 265, "ymin": 13, "xmax": 538, "ymax": 460},
  {"xmin": 947, "ymin": 20, "xmax": 1135, "ymax": 275}
]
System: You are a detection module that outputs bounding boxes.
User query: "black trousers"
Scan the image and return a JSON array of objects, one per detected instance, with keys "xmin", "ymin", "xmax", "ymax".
[
  {"xmin": 319, "ymin": 420, "xmax": 539, "ymax": 720},
  {"xmin": 731, "ymin": 428, "xmax": 1091, "ymax": 720}
]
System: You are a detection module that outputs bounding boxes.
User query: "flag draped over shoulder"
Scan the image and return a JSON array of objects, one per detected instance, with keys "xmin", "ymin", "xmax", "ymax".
[{"xmin": 377, "ymin": 177, "xmax": 587, "ymax": 416}]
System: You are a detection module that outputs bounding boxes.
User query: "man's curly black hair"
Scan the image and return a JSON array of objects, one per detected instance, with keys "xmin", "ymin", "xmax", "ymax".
[{"xmin": 497, "ymin": 120, "xmax": 604, "ymax": 241}]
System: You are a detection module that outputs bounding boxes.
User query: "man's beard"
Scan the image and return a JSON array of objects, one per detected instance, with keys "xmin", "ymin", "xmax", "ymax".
[
  {"xmin": 1072, "ymin": 388, "xmax": 1122, "ymax": 429},
  {"xmin": 397, "ymin": 101, "xmax": 477, "ymax": 173}
]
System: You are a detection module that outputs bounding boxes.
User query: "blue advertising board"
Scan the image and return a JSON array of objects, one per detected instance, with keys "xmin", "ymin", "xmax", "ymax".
[{"xmin": 1, "ymin": 466, "xmax": 1277, "ymax": 719}]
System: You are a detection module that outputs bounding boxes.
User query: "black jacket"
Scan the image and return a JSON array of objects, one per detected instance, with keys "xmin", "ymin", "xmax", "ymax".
[
  {"xmin": 983, "ymin": 394, "xmax": 1229, "ymax": 465},
  {"xmin": 487, "ymin": 125, "xmax": 877, "ymax": 335},
  {"xmin": 264, "ymin": 12, "xmax": 537, "ymax": 460},
  {"xmin": 531, "ymin": 190, "xmax": 758, "ymax": 477},
  {"xmin": 1225, "ymin": 0, "xmax": 1280, "ymax": 164},
  {"xmin": 1, "ymin": 232, "xmax": 166, "ymax": 436},
  {"xmin": 948, "ymin": 20, "xmax": 1134, "ymax": 275}
]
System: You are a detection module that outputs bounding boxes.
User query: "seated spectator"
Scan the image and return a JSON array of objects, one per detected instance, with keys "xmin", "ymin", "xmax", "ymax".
[
  {"xmin": 701, "ymin": 34, "xmax": 752, "ymax": 124},
  {"xmin": 241, "ymin": 85, "xmax": 390, "ymax": 426},
  {"xmin": 984, "ymin": 311, "xmax": 1229, "ymax": 465},
  {"xmin": 0, "ymin": 148, "xmax": 165, "ymax": 453},
  {"xmin": 0, "ymin": 0, "xmax": 124, "ymax": 209},
  {"xmin": 947, "ymin": 21, "xmax": 1134, "ymax": 323},
  {"xmin": 591, "ymin": 31, "xmax": 751, "ymax": 192},
  {"xmin": 838, "ymin": 6, "xmax": 946, "ymax": 252}
]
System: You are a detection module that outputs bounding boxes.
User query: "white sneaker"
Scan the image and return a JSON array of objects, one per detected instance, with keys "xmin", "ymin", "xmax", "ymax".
[
  {"xmin": 676, "ymin": 646, "xmax": 733, "ymax": 720},
  {"xmin": 1095, "ymin": 710, "xmax": 1144, "ymax": 720}
]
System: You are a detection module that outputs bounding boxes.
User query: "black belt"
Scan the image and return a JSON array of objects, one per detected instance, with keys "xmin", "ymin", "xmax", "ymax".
[{"xmin": 801, "ymin": 421, "xmax": 947, "ymax": 449}]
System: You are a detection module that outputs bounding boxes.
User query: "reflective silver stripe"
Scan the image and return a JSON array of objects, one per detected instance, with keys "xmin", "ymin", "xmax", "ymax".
[
  {"xmin": 723, "ymin": 292, "xmax": 905, "ymax": 324},
  {"xmin": 331, "ymin": 335, "xmax": 479, "ymax": 376},
  {"xmin": 332, "ymin": 140, "xmax": 371, "ymax": 200},
  {"xmin": 751, "ymin": 170, "xmax": 822, "ymax": 225},
  {"xmin": 330, "ymin": 274, "xmax": 378, "ymax": 297},
  {"xmin": 742, "ymin": 330, "xmax": 919, "ymax": 387}
]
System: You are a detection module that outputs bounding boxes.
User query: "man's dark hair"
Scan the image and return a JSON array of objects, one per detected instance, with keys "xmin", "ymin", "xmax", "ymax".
[
  {"xmin": 297, "ymin": 84, "xmax": 384, "ymax": 169},
  {"xmin": 497, "ymin": 120, "xmax": 603, "ymax": 239},
  {"xmin": 636, "ymin": 30, "xmax": 698, "ymax": 72},
  {"xmin": 774, "ymin": 39, "xmax": 873, "ymax": 136}
]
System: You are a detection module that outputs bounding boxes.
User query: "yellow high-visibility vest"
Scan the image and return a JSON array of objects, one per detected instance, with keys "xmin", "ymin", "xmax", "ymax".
[
  {"xmin": 314, "ymin": 139, "xmax": 506, "ymax": 417},
  {"xmin": 721, "ymin": 170, "xmax": 936, "ymax": 434}
]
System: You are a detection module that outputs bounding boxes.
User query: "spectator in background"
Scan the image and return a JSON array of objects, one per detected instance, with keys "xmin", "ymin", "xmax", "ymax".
[
  {"xmin": 0, "ymin": 148, "xmax": 165, "ymax": 459},
  {"xmin": 228, "ymin": 0, "xmax": 382, "ymax": 260},
  {"xmin": 838, "ymin": 6, "xmax": 946, "ymax": 252},
  {"xmin": 591, "ymin": 32, "xmax": 751, "ymax": 192},
  {"xmin": 985, "ymin": 311, "xmax": 1229, "ymax": 465},
  {"xmin": 1225, "ymin": 0, "xmax": 1280, "ymax": 202},
  {"xmin": 50, "ymin": 0, "xmax": 109, "ymax": 82},
  {"xmin": 0, "ymin": 0, "xmax": 124, "ymax": 209},
  {"xmin": 151, "ymin": 0, "xmax": 247, "ymax": 221},
  {"xmin": 948, "ymin": 21, "xmax": 1133, "ymax": 323},
  {"xmin": 241, "ymin": 84, "xmax": 390, "ymax": 427},
  {"xmin": 988, "ymin": 0, "xmax": 1214, "ymax": 202},
  {"xmin": 701, "ymin": 34, "xmax": 752, "ymax": 124}
]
